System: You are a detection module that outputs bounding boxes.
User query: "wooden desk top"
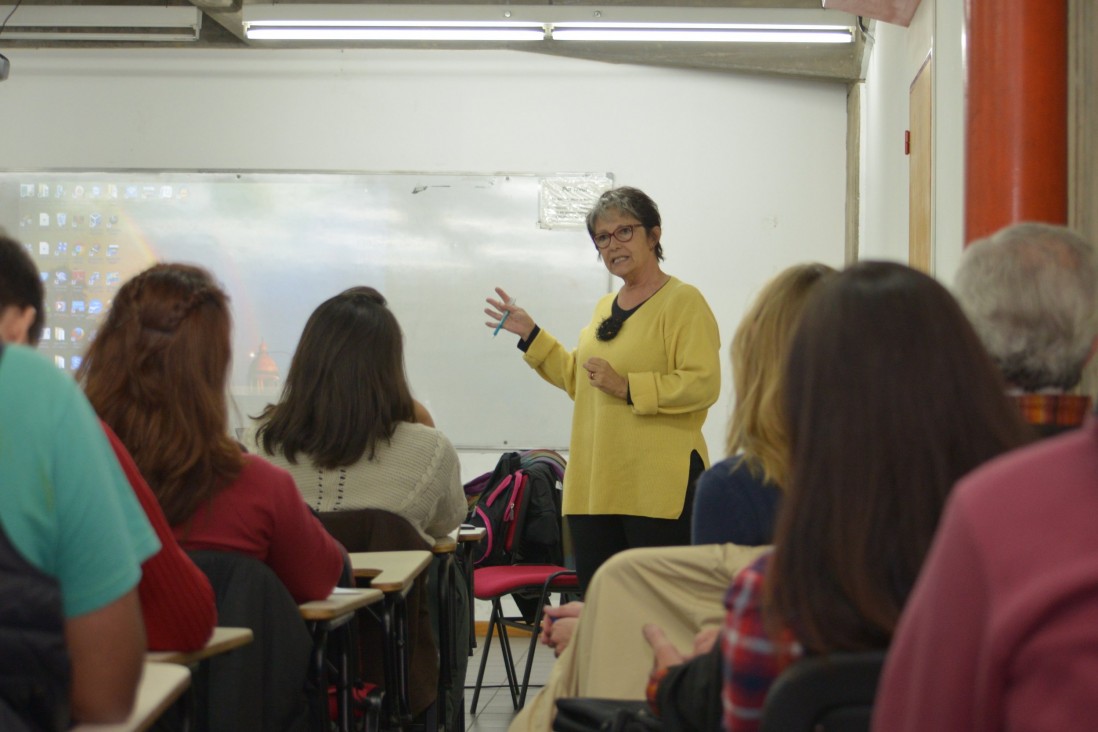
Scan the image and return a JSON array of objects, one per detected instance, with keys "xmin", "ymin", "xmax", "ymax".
[
  {"xmin": 458, "ymin": 527, "xmax": 486, "ymax": 543},
  {"xmin": 299, "ymin": 587, "xmax": 385, "ymax": 621},
  {"xmin": 146, "ymin": 626, "xmax": 254, "ymax": 665},
  {"xmin": 349, "ymin": 550, "xmax": 432, "ymax": 592},
  {"xmin": 71, "ymin": 662, "xmax": 190, "ymax": 732},
  {"xmin": 432, "ymin": 536, "xmax": 458, "ymax": 554}
]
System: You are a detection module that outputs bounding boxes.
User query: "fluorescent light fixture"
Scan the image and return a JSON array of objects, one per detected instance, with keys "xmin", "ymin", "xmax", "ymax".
[
  {"xmin": 551, "ymin": 25, "xmax": 854, "ymax": 44},
  {"xmin": 247, "ymin": 22, "xmax": 546, "ymax": 43},
  {"xmin": 247, "ymin": 28, "xmax": 545, "ymax": 42},
  {"xmin": 242, "ymin": 4, "xmax": 856, "ymax": 44},
  {"xmin": 0, "ymin": 5, "xmax": 202, "ymax": 42}
]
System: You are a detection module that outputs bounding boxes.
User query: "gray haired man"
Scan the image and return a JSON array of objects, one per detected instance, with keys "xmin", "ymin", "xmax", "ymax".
[{"xmin": 955, "ymin": 222, "xmax": 1098, "ymax": 437}]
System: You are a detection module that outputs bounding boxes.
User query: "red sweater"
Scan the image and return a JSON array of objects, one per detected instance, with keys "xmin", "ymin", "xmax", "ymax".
[
  {"xmin": 874, "ymin": 418, "xmax": 1098, "ymax": 732},
  {"xmin": 174, "ymin": 454, "xmax": 345, "ymax": 604},
  {"xmin": 102, "ymin": 424, "xmax": 218, "ymax": 652}
]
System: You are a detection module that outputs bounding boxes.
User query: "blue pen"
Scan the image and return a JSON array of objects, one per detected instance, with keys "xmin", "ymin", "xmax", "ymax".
[{"xmin": 493, "ymin": 298, "xmax": 515, "ymax": 337}]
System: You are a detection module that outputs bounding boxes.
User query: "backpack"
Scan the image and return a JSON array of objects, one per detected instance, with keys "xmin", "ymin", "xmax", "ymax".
[{"xmin": 467, "ymin": 450, "xmax": 564, "ymax": 568}]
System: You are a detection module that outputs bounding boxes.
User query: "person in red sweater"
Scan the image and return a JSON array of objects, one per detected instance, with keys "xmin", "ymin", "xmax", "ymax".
[
  {"xmin": 0, "ymin": 234, "xmax": 216, "ymax": 652},
  {"xmin": 77, "ymin": 262, "xmax": 345, "ymax": 603},
  {"xmin": 101, "ymin": 423, "xmax": 217, "ymax": 650}
]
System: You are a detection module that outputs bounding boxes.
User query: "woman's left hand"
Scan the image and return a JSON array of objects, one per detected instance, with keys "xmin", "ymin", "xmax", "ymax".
[
  {"xmin": 643, "ymin": 623, "xmax": 686, "ymax": 673},
  {"xmin": 583, "ymin": 357, "xmax": 628, "ymax": 400}
]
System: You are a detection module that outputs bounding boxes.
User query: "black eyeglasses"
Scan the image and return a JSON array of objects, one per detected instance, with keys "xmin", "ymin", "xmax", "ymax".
[{"xmin": 593, "ymin": 224, "xmax": 644, "ymax": 250}]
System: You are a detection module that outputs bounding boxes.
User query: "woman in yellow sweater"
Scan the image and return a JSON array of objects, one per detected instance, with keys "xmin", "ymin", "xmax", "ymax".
[{"xmin": 485, "ymin": 186, "xmax": 721, "ymax": 591}]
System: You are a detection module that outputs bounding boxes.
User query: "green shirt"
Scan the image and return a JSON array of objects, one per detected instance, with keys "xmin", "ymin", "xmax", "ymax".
[{"xmin": 0, "ymin": 345, "xmax": 159, "ymax": 617}]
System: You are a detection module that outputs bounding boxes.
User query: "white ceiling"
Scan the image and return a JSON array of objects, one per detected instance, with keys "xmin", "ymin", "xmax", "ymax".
[{"xmin": 1, "ymin": 0, "xmax": 875, "ymax": 81}]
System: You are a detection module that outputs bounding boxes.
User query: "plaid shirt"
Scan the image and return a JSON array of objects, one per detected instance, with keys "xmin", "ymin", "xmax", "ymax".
[
  {"xmin": 1012, "ymin": 393, "xmax": 1090, "ymax": 431},
  {"xmin": 720, "ymin": 552, "xmax": 802, "ymax": 732}
]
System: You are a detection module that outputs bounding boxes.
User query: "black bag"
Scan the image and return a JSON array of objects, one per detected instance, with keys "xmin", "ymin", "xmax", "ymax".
[
  {"xmin": 468, "ymin": 452, "xmax": 563, "ymax": 568},
  {"xmin": 553, "ymin": 698, "xmax": 661, "ymax": 732}
]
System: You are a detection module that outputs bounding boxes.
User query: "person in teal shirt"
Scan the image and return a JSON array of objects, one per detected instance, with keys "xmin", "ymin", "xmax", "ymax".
[{"xmin": 0, "ymin": 342, "xmax": 160, "ymax": 723}]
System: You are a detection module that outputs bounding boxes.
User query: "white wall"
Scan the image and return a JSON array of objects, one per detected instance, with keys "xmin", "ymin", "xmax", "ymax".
[
  {"xmin": 1, "ymin": 47, "xmax": 850, "ymax": 480},
  {"xmin": 860, "ymin": 20, "xmax": 913, "ymax": 262},
  {"xmin": 928, "ymin": 0, "xmax": 967, "ymax": 286},
  {"xmin": 858, "ymin": 0, "xmax": 967, "ymax": 282}
]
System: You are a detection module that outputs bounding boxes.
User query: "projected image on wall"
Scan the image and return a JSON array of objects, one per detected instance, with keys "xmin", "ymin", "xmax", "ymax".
[{"xmin": 1, "ymin": 171, "xmax": 611, "ymax": 448}]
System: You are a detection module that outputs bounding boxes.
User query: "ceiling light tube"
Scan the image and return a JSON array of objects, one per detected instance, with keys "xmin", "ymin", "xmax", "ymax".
[
  {"xmin": 247, "ymin": 27, "xmax": 546, "ymax": 42},
  {"xmin": 242, "ymin": 4, "xmax": 856, "ymax": 44},
  {"xmin": 246, "ymin": 20, "xmax": 547, "ymax": 42},
  {"xmin": 550, "ymin": 27, "xmax": 853, "ymax": 43}
]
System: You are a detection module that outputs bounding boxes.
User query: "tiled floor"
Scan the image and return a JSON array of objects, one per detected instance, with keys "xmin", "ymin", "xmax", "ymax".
[{"xmin": 462, "ymin": 632, "xmax": 558, "ymax": 731}]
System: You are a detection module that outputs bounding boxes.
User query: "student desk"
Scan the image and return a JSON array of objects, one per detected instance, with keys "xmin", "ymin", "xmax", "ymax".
[
  {"xmin": 300, "ymin": 587, "xmax": 385, "ymax": 732},
  {"xmin": 71, "ymin": 662, "xmax": 191, "ymax": 732},
  {"xmin": 349, "ymin": 550, "xmax": 432, "ymax": 727},
  {"xmin": 146, "ymin": 626, "xmax": 254, "ymax": 665},
  {"xmin": 145, "ymin": 626, "xmax": 254, "ymax": 729}
]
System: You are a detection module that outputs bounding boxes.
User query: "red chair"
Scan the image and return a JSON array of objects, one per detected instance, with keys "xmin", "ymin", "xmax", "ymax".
[{"xmin": 469, "ymin": 565, "xmax": 580, "ymax": 713}]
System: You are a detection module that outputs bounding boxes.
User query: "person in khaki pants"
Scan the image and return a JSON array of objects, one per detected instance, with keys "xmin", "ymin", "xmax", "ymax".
[{"xmin": 510, "ymin": 263, "xmax": 835, "ymax": 731}]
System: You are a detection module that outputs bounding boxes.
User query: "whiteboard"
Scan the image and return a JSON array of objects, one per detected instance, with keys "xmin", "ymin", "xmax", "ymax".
[{"xmin": 0, "ymin": 171, "xmax": 613, "ymax": 450}]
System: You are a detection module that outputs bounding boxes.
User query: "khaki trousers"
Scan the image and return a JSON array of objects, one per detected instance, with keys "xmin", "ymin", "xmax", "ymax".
[{"xmin": 508, "ymin": 542, "xmax": 770, "ymax": 731}]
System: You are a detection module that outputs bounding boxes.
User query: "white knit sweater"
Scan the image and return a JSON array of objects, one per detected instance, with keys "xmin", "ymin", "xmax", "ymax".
[{"xmin": 243, "ymin": 421, "xmax": 467, "ymax": 545}]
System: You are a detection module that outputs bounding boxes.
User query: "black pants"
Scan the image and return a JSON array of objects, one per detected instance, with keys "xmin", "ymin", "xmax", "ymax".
[{"xmin": 567, "ymin": 450, "xmax": 704, "ymax": 595}]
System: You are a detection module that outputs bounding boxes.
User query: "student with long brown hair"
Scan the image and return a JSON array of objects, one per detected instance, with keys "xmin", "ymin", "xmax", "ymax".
[
  {"xmin": 705, "ymin": 261, "xmax": 1032, "ymax": 731},
  {"xmin": 78, "ymin": 263, "xmax": 344, "ymax": 603},
  {"xmin": 247, "ymin": 286, "xmax": 465, "ymax": 545}
]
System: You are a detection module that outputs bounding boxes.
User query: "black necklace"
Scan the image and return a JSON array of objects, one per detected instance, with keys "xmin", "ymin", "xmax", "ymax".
[{"xmin": 596, "ymin": 297, "xmax": 640, "ymax": 341}]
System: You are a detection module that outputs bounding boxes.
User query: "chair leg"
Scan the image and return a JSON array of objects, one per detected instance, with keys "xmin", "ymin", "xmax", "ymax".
[
  {"xmin": 469, "ymin": 601, "xmax": 499, "ymax": 714},
  {"xmin": 518, "ymin": 600, "xmax": 547, "ymax": 709},
  {"xmin": 494, "ymin": 605, "xmax": 521, "ymax": 709},
  {"xmin": 421, "ymin": 699, "xmax": 438, "ymax": 732},
  {"xmin": 518, "ymin": 583, "xmax": 563, "ymax": 709}
]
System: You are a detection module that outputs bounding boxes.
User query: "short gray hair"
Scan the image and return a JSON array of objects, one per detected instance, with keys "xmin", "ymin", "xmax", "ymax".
[
  {"xmin": 954, "ymin": 222, "xmax": 1098, "ymax": 391},
  {"xmin": 585, "ymin": 186, "xmax": 664, "ymax": 261}
]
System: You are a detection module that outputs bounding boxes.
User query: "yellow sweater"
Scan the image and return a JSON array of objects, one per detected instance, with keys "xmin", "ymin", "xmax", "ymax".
[{"xmin": 523, "ymin": 277, "xmax": 721, "ymax": 518}]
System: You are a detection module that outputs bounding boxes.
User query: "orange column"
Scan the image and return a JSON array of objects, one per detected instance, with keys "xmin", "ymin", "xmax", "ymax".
[{"xmin": 965, "ymin": 0, "xmax": 1068, "ymax": 245}]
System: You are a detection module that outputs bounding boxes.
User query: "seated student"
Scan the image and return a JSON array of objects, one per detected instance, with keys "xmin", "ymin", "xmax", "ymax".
[
  {"xmin": 872, "ymin": 407, "xmax": 1098, "ymax": 727},
  {"xmin": 0, "ymin": 342, "xmax": 157, "ymax": 726},
  {"xmin": 245, "ymin": 285, "xmax": 467, "ymax": 723},
  {"xmin": 245, "ymin": 286, "xmax": 466, "ymax": 545},
  {"xmin": 643, "ymin": 261, "xmax": 1032, "ymax": 731},
  {"xmin": 510, "ymin": 262, "xmax": 835, "ymax": 731},
  {"xmin": 954, "ymin": 222, "xmax": 1098, "ymax": 436},
  {"xmin": 0, "ymin": 233, "xmax": 216, "ymax": 652},
  {"xmin": 77, "ymin": 263, "xmax": 345, "ymax": 603},
  {"xmin": 691, "ymin": 263, "xmax": 839, "ymax": 547}
]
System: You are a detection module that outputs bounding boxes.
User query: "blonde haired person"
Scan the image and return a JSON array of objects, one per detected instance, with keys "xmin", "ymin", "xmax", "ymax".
[
  {"xmin": 509, "ymin": 263, "xmax": 834, "ymax": 731},
  {"xmin": 692, "ymin": 262, "xmax": 835, "ymax": 545}
]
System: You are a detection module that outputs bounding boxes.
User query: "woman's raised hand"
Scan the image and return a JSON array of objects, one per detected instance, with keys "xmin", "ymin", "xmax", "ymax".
[{"xmin": 484, "ymin": 286, "xmax": 535, "ymax": 340}]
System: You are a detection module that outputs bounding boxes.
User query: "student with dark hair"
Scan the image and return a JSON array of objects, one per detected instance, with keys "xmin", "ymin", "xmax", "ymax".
[
  {"xmin": 0, "ymin": 234, "xmax": 216, "ymax": 653},
  {"xmin": 247, "ymin": 286, "xmax": 466, "ymax": 722},
  {"xmin": 0, "ymin": 233, "xmax": 45, "ymax": 345},
  {"xmin": 0, "ymin": 341, "xmax": 155, "ymax": 726},
  {"xmin": 78, "ymin": 263, "xmax": 344, "ymax": 603},
  {"xmin": 643, "ymin": 262, "xmax": 1031, "ymax": 731},
  {"xmin": 247, "ymin": 285, "xmax": 466, "ymax": 545}
]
